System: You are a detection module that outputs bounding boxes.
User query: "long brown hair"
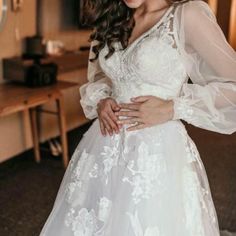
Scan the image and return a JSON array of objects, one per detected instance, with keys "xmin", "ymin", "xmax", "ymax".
[{"xmin": 83, "ymin": 0, "xmax": 190, "ymax": 62}]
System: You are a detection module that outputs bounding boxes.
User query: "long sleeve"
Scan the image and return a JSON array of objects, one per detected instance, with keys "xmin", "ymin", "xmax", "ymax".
[
  {"xmin": 79, "ymin": 40, "xmax": 113, "ymax": 120},
  {"xmin": 172, "ymin": 0, "xmax": 236, "ymax": 134}
]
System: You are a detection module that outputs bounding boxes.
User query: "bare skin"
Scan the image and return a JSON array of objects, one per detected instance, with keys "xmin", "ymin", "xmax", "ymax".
[{"xmin": 97, "ymin": 0, "xmax": 175, "ymax": 135}]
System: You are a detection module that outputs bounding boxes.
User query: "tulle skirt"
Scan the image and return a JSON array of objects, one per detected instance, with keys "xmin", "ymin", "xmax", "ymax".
[{"xmin": 39, "ymin": 118, "xmax": 220, "ymax": 236}]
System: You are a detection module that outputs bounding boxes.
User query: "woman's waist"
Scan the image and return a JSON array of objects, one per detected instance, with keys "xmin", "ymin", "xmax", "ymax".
[
  {"xmin": 120, "ymin": 119, "xmax": 185, "ymax": 132},
  {"xmin": 111, "ymin": 83, "xmax": 178, "ymax": 103},
  {"xmin": 95, "ymin": 116, "xmax": 186, "ymax": 136}
]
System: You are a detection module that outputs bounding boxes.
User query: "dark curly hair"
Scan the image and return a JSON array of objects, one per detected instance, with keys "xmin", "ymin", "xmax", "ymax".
[{"xmin": 83, "ymin": 0, "xmax": 190, "ymax": 62}]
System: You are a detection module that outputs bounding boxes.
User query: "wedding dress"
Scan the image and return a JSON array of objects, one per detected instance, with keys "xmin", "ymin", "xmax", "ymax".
[{"xmin": 39, "ymin": 1, "xmax": 236, "ymax": 235}]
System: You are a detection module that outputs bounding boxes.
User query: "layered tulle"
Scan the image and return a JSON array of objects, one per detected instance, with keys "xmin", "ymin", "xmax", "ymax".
[{"xmin": 40, "ymin": 119, "xmax": 220, "ymax": 235}]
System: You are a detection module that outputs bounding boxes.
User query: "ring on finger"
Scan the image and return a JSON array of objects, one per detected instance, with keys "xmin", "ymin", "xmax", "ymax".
[{"xmin": 131, "ymin": 120, "xmax": 144, "ymax": 126}]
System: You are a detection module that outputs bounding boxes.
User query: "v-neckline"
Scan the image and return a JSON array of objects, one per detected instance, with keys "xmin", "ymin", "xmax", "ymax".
[{"xmin": 121, "ymin": 4, "xmax": 174, "ymax": 56}]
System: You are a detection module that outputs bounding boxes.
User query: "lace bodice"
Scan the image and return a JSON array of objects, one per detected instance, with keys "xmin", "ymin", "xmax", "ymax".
[
  {"xmin": 98, "ymin": 4, "xmax": 188, "ymax": 103},
  {"xmin": 80, "ymin": 0, "xmax": 236, "ymax": 135}
]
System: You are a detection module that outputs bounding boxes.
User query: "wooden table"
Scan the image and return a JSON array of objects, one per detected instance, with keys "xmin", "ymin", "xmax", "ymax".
[{"xmin": 0, "ymin": 80, "xmax": 81, "ymax": 168}]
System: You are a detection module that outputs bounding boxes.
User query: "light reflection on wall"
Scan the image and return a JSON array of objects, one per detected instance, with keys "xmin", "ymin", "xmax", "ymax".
[
  {"xmin": 229, "ymin": 0, "xmax": 236, "ymax": 49},
  {"xmin": 207, "ymin": 0, "xmax": 236, "ymax": 49},
  {"xmin": 208, "ymin": 0, "xmax": 218, "ymax": 15}
]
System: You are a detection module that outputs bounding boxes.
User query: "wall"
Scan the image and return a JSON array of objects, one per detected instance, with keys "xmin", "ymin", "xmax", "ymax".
[
  {"xmin": 0, "ymin": 0, "xmax": 36, "ymax": 81},
  {"xmin": 0, "ymin": 0, "xmax": 91, "ymax": 162}
]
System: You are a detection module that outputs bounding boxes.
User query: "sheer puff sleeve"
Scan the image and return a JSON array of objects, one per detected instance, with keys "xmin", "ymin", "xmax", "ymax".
[
  {"xmin": 79, "ymin": 40, "xmax": 112, "ymax": 120},
  {"xmin": 172, "ymin": 0, "xmax": 236, "ymax": 134}
]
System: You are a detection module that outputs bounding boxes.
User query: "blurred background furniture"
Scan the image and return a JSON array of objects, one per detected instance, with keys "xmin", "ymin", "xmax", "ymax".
[{"xmin": 0, "ymin": 81, "xmax": 80, "ymax": 168}]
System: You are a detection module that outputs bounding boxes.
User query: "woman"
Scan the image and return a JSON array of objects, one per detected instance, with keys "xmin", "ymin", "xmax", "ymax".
[{"xmin": 40, "ymin": 0, "xmax": 236, "ymax": 235}]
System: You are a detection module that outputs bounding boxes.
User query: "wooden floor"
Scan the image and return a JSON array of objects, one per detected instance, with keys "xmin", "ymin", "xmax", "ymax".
[{"xmin": 0, "ymin": 120, "xmax": 235, "ymax": 235}]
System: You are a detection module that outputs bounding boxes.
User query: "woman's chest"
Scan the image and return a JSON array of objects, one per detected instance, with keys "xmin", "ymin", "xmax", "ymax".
[
  {"xmin": 99, "ymin": 31, "xmax": 187, "ymax": 87},
  {"xmin": 98, "ymin": 8, "xmax": 188, "ymax": 96}
]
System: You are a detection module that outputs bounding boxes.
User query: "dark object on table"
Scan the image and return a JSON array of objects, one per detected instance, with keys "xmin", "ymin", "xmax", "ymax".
[
  {"xmin": 79, "ymin": 46, "xmax": 90, "ymax": 51},
  {"xmin": 3, "ymin": 58, "xmax": 58, "ymax": 88},
  {"xmin": 3, "ymin": 34, "xmax": 58, "ymax": 88},
  {"xmin": 3, "ymin": 49, "xmax": 89, "ymax": 87},
  {"xmin": 26, "ymin": 63, "xmax": 58, "ymax": 87},
  {"xmin": 23, "ymin": 35, "xmax": 47, "ymax": 60}
]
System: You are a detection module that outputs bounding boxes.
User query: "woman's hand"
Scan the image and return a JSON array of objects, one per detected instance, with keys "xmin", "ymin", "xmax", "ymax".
[
  {"xmin": 115, "ymin": 95, "xmax": 174, "ymax": 131},
  {"xmin": 97, "ymin": 97, "xmax": 122, "ymax": 136}
]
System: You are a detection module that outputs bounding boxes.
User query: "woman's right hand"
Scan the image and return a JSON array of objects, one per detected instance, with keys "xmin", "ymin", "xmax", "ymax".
[{"xmin": 97, "ymin": 97, "xmax": 122, "ymax": 136}]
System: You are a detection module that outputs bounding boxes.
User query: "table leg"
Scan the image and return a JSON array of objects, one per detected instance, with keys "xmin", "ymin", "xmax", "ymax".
[
  {"xmin": 29, "ymin": 108, "xmax": 41, "ymax": 163},
  {"xmin": 56, "ymin": 96, "xmax": 69, "ymax": 168}
]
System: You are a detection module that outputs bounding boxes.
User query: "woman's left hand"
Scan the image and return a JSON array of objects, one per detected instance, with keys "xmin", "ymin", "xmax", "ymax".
[{"xmin": 114, "ymin": 95, "xmax": 174, "ymax": 131}]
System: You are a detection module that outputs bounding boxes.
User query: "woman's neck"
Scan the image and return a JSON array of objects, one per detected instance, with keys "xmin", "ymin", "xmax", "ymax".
[{"xmin": 134, "ymin": 0, "xmax": 171, "ymax": 17}]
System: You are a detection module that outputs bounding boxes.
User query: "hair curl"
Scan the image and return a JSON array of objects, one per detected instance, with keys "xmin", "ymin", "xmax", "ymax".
[{"xmin": 83, "ymin": 0, "xmax": 190, "ymax": 62}]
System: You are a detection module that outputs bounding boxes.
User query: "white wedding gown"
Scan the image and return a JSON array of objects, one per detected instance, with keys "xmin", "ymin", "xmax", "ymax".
[{"xmin": 40, "ymin": 1, "xmax": 236, "ymax": 235}]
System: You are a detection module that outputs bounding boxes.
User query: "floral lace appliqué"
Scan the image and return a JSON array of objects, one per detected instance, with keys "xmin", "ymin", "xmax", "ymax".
[
  {"xmin": 65, "ymin": 149, "xmax": 95, "ymax": 204},
  {"xmin": 126, "ymin": 210, "xmax": 162, "ymax": 236},
  {"xmin": 98, "ymin": 197, "xmax": 112, "ymax": 222},
  {"xmin": 123, "ymin": 140, "xmax": 166, "ymax": 204},
  {"xmin": 101, "ymin": 134, "xmax": 120, "ymax": 184},
  {"xmin": 65, "ymin": 208, "xmax": 99, "ymax": 236},
  {"xmin": 64, "ymin": 196, "xmax": 112, "ymax": 236}
]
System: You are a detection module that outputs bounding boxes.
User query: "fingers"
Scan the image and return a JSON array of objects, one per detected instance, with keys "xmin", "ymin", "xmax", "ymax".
[
  {"xmin": 115, "ymin": 110, "xmax": 140, "ymax": 117},
  {"xmin": 107, "ymin": 108, "xmax": 119, "ymax": 126},
  {"xmin": 110, "ymin": 102, "xmax": 121, "ymax": 112},
  {"xmin": 98, "ymin": 117, "xmax": 107, "ymax": 136},
  {"xmin": 118, "ymin": 103, "xmax": 140, "ymax": 111},
  {"xmin": 104, "ymin": 113, "xmax": 120, "ymax": 134},
  {"xmin": 98, "ymin": 98, "xmax": 123, "ymax": 136},
  {"xmin": 130, "ymin": 96, "xmax": 153, "ymax": 103},
  {"xmin": 117, "ymin": 117, "xmax": 143, "ymax": 125},
  {"xmin": 109, "ymin": 101, "xmax": 121, "ymax": 126},
  {"xmin": 102, "ymin": 116, "xmax": 114, "ymax": 136}
]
